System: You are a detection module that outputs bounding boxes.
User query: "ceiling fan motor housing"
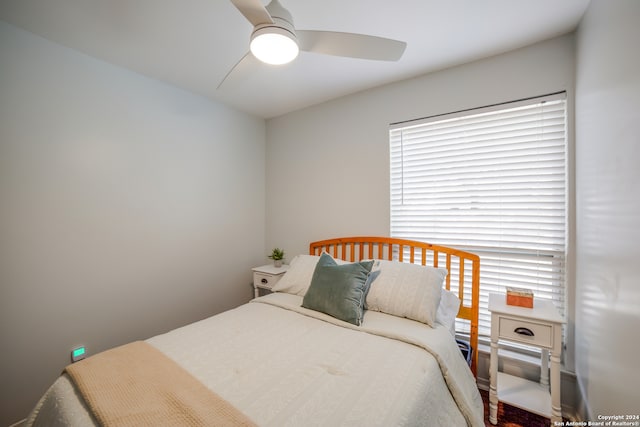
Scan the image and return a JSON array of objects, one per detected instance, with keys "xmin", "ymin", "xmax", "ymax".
[{"xmin": 252, "ymin": 0, "xmax": 296, "ymax": 41}]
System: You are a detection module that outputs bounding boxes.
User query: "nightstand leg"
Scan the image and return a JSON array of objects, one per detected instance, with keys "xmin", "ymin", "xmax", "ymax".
[
  {"xmin": 254, "ymin": 287, "xmax": 259, "ymax": 298},
  {"xmin": 489, "ymin": 338, "xmax": 498, "ymax": 425},
  {"xmin": 550, "ymin": 350, "xmax": 562, "ymax": 424},
  {"xmin": 540, "ymin": 348, "xmax": 549, "ymax": 387}
]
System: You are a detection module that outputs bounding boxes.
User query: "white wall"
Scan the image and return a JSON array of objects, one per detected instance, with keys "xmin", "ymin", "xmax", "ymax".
[
  {"xmin": 574, "ymin": 0, "xmax": 640, "ymax": 418},
  {"xmin": 0, "ymin": 21, "xmax": 265, "ymax": 425},
  {"xmin": 267, "ymin": 34, "xmax": 575, "ymax": 273}
]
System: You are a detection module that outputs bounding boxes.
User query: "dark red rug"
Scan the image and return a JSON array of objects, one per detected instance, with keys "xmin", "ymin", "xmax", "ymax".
[{"xmin": 481, "ymin": 389, "xmax": 551, "ymax": 427}]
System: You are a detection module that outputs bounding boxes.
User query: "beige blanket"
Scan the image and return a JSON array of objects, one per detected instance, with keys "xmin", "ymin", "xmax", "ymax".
[{"xmin": 64, "ymin": 341, "xmax": 257, "ymax": 427}]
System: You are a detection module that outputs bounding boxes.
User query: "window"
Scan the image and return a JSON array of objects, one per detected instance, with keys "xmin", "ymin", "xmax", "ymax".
[{"xmin": 389, "ymin": 93, "xmax": 567, "ymax": 340}]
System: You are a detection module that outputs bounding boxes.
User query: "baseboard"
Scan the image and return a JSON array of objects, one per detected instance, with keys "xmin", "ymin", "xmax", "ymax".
[{"xmin": 476, "ymin": 346, "xmax": 579, "ymax": 420}]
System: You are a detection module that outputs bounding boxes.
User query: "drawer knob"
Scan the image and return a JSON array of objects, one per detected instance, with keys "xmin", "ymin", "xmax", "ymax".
[
  {"xmin": 514, "ymin": 327, "xmax": 534, "ymax": 337},
  {"xmin": 261, "ymin": 278, "xmax": 269, "ymax": 284}
]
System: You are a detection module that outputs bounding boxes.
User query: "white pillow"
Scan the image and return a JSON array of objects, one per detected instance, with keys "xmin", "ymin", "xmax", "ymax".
[
  {"xmin": 272, "ymin": 254, "xmax": 349, "ymax": 296},
  {"xmin": 436, "ymin": 288, "xmax": 461, "ymax": 335},
  {"xmin": 366, "ymin": 259, "xmax": 446, "ymax": 327},
  {"xmin": 271, "ymin": 254, "xmax": 320, "ymax": 296}
]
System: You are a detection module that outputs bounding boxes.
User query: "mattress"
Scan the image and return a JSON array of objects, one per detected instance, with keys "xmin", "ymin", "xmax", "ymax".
[{"xmin": 26, "ymin": 292, "xmax": 484, "ymax": 426}]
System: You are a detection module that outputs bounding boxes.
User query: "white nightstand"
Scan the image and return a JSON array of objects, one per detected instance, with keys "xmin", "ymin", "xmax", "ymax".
[
  {"xmin": 252, "ymin": 264, "xmax": 289, "ymax": 298},
  {"xmin": 488, "ymin": 293, "xmax": 565, "ymax": 425}
]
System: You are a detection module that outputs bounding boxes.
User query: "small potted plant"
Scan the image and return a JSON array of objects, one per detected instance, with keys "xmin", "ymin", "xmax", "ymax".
[{"xmin": 268, "ymin": 247, "xmax": 285, "ymax": 267}]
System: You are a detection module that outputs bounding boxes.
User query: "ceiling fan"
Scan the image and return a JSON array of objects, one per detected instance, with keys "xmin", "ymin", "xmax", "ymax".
[{"xmin": 218, "ymin": 0, "xmax": 407, "ymax": 88}]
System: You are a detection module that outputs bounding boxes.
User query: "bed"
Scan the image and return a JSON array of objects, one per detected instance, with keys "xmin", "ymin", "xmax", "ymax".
[{"xmin": 25, "ymin": 236, "xmax": 483, "ymax": 427}]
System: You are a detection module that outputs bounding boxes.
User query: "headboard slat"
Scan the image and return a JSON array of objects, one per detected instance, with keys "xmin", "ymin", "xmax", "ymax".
[
  {"xmin": 445, "ymin": 253, "xmax": 452, "ymax": 291},
  {"xmin": 459, "ymin": 259, "xmax": 465, "ymax": 302}
]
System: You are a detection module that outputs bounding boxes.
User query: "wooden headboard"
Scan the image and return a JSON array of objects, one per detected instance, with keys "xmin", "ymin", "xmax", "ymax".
[{"xmin": 310, "ymin": 236, "xmax": 480, "ymax": 377}]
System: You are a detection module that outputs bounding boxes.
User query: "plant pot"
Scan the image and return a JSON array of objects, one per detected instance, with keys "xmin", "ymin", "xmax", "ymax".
[{"xmin": 274, "ymin": 260, "xmax": 283, "ymax": 268}]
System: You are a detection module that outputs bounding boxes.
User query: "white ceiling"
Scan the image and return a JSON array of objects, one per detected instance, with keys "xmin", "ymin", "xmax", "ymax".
[{"xmin": 0, "ymin": 0, "xmax": 590, "ymax": 119}]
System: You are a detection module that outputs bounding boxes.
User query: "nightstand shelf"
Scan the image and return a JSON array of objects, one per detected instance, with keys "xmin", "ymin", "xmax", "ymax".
[
  {"xmin": 497, "ymin": 372, "xmax": 551, "ymax": 418},
  {"xmin": 488, "ymin": 293, "xmax": 565, "ymax": 425},
  {"xmin": 252, "ymin": 264, "xmax": 289, "ymax": 298}
]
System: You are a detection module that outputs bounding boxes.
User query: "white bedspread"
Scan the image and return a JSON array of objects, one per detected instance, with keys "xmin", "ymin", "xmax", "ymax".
[{"xmin": 26, "ymin": 292, "xmax": 484, "ymax": 427}]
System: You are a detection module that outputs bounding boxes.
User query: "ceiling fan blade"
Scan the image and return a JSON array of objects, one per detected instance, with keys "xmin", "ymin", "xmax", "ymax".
[
  {"xmin": 297, "ymin": 30, "xmax": 406, "ymax": 61},
  {"xmin": 217, "ymin": 51, "xmax": 259, "ymax": 89},
  {"xmin": 230, "ymin": 0, "xmax": 274, "ymax": 27}
]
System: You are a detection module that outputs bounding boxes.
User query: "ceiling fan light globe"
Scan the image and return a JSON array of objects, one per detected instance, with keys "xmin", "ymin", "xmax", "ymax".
[{"xmin": 250, "ymin": 27, "xmax": 299, "ymax": 65}]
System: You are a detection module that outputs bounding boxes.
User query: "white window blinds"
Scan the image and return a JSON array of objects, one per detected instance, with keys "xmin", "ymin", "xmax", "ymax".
[{"xmin": 390, "ymin": 93, "xmax": 567, "ymax": 338}]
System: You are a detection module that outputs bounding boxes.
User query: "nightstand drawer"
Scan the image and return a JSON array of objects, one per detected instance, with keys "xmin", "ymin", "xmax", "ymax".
[
  {"xmin": 253, "ymin": 272, "xmax": 281, "ymax": 290},
  {"xmin": 498, "ymin": 317, "xmax": 552, "ymax": 348}
]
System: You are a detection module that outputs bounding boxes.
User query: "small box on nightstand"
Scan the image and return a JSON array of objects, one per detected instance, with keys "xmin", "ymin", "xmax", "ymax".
[{"xmin": 506, "ymin": 287, "xmax": 534, "ymax": 308}]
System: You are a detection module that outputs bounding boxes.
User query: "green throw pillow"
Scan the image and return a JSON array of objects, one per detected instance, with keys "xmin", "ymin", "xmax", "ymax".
[{"xmin": 302, "ymin": 253, "xmax": 374, "ymax": 326}]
